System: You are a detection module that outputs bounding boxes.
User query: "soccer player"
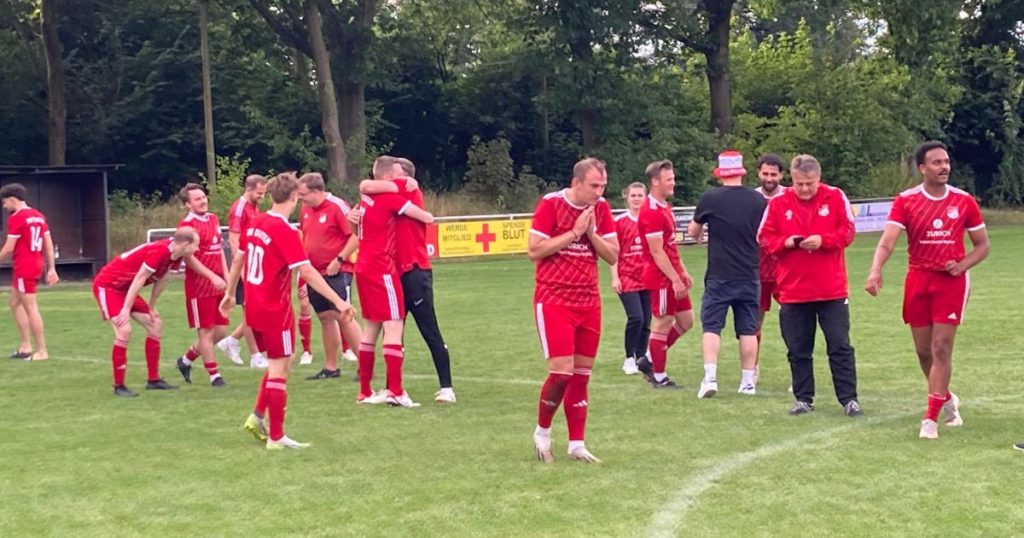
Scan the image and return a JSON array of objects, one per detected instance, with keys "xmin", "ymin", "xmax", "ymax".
[
  {"xmin": 358, "ymin": 157, "xmax": 457, "ymax": 403},
  {"xmin": 529, "ymin": 157, "xmax": 619, "ymax": 464},
  {"xmin": 297, "ymin": 172, "xmax": 361, "ymax": 380},
  {"xmin": 636, "ymin": 160, "xmax": 694, "ymax": 390},
  {"xmin": 754, "ymin": 154, "xmax": 787, "ymax": 369},
  {"xmin": 865, "ymin": 141, "xmax": 989, "ymax": 439},
  {"xmin": 92, "ymin": 228, "xmax": 199, "ymax": 396},
  {"xmin": 221, "ymin": 172, "xmax": 355, "ymax": 450},
  {"xmin": 687, "ymin": 151, "xmax": 766, "ymax": 397},
  {"xmin": 758, "ymin": 154, "xmax": 861, "ymax": 417},
  {"xmin": 0, "ymin": 183, "xmax": 59, "ymax": 361},
  {"xmin": 217, "ymin": 174, "xmax": 269, "ymax": 368},
  {"xmin": 352, "ymin": 156, "xmax": 435, "ymax": 408},
  {"xmin": 610, "ymin": 182, "xmax": 650, "ymax": 376},
  {"xmin": 174, "ymin": 183, "xmax": 230, "ymax": 386}
]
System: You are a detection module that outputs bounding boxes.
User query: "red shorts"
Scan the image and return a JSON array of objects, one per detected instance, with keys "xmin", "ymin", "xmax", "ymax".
[
  {"xmin": 185, "ymin": 295, "xmax": 229, "ymax": 329},
  {"xmin": 650, "ymin": 287, "xmax": 693, "ymax": 317},
  {"xmin": 759, "ymin": 280, "xmax": 778, "ymax": 312},
  {"xmin": 534, "ymin": 302, "xmax": 601, "ymax": 359},
  {"xmin": 903, "ymin": 270, "xmax": 970, "ymax": 327},
  {"xmin": 12, "ymin": 276, "xmax": 38, "ymax": 294},
  {"xmin": 93, "ymin": 283, "xmax": 150, "ymax": 320},
  {"xmin": 356, "ymin": 272, "xmax": 405, "ymax": 322},
  {"xmin": 251, "ymin": 326, "xmax": 296, "ymax": 359}
]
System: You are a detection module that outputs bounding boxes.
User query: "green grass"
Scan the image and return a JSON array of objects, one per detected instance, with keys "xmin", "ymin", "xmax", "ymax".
[{"xmin": 2, "ymin": 226, "xmax": 1023, "ymax": 537}]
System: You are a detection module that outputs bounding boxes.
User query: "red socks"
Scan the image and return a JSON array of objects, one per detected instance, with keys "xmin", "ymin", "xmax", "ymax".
[
  {"xmin": 266, "ymin": 378, "xmax": 288, "ymax": 441},
  {"xmin": 537, "ymin": 373, "xmax": 572, "ymax": 429},
  {"xmin": 383, "ymin": 344, "xmax": 404, "ymax": 396},
  {"xmin": 342, "ymin": 338, "xmax": 351, "ymax": 354},
  {"xmin": 666, "ymin": 323, "xmax": 685, "ymax": 349},
  {"xmin": 299, "ymin": 315, "xmax": 312, "ymax": 353},
  {"xmin": 145, "ymin": 336, "xmax": 161, "ymax": 382},
  {"xmin": 253, "ymin": 372, "xmax": 269, "ymax": 416},
  {"xmin": 357, "ymin": 343, "xmax": 375, "ymax": 396},
  {"xmin": 649, "ymin": 331, "xmax": 669, "ymax": 374},
  {"xmin": 204, "ymin": 360, "xmax": 220, "ymax": 379},
  {"xmin": 112, "ymin": 339, "xmax": 128, "ymax": 386},
  {"xmin": 184, "ymin": 345, "xmax": 200, "ymax": 362},
  {"xmin": 925, "ymin": 392, "xmax": 950, "ymax": 422},
  {"xmin": 565, "ymin": 367, "xmax": 591, "ymax": 441}
]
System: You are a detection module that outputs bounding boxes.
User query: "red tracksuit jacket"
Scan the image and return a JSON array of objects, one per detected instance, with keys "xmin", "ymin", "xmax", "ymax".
[{"xmin": 757, "ymin": 183, "xmax": 855, "ymax": 303}]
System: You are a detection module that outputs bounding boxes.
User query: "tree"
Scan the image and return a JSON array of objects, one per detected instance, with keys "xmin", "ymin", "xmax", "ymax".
[
  {"xmin": 40, "ymin": 0, "xmax": 66, "ymax": 165},
  {"xmin": 199, "ymin": 0, "xmax": 216, "ymax": 185},
  {"xmin": 305, "ymin": 0, "xmax": 346, "ymax": 186}
]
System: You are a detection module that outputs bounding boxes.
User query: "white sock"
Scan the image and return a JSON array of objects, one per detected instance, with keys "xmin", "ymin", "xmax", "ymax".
[
  {"xmin": 741, "ymin": 369, "xmax": 756, "ymax": 386},
  {"xmin": 210, "ymin": 373, "xmax": 222, "ymax": 382},
  {"xmin": 654, "ymin": 372, "xmax": 667, "ymax": 382},
  {"xmin": 703, "ymin": 364, "xmax": 717, "ymax": 382},
  {"xmin": 251, "ymin": 353, "xmax": 262, "ymax": 361},
  {"xmin": 182, "ymin": 357, "xmax": 193, "ymax": 366},
  {"xmin": 567, "ymin": 440, "xmax": 586, "ymax": 453},
  {"xmin": 535, "ymin": 426, "xmax": 551, "ymax": 437}
]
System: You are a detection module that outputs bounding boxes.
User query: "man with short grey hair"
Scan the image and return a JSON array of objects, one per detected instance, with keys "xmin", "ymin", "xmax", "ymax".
[{"xmin": 757, "ymin": 154, "xmax": 861, "ymax": 417}]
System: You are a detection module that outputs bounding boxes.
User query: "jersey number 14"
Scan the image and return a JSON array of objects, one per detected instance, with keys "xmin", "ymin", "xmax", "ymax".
[{"xmin": 30, "ymin": 226, "xmax": 43, "ymax": 252}]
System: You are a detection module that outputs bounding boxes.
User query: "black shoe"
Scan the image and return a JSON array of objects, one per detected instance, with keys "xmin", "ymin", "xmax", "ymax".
[
  {"xmin": 843, "ymin": 400, "xmax": 863, "ymax": 417},
  {"xmin": 145, "ymin": 378, "xmax": 178, "ymax": 390},
  {"xmin": 176, "ymin": 357, "xmax": 192, "ymax": 384},
  {"xmin": 789, "ymin": 401, "xmax": 814, "ymax": 416},
  {"xmin": 651, "ymin": 377, "xmax": 682, "ymax": 389},
  {"xmin": 9, "ymin": 350, "xmax": 31, "ymax": 359},
  {"xmin": 307, "ymin": 368, "xmax": 341, "ymax": 380},
  {"xmin": 113, "ymin": 385, "xmax": 139, "ymax": 398},
  {"xmin": 211, "ymin": 377, "xmax": 226, "ymax": 387},
  {"xmin": 636, "ymin": 357, "xmax": 654, "ymax": 383},
  {"xmin": 1013, "ymin": 443, "xmax": 1024, "ymax": 452}
]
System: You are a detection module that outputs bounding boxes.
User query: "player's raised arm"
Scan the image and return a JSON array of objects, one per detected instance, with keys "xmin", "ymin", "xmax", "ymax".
[
  {"xmin": 400, "ymin": 203, "xmax": 433, "ymax": 224},
  {"xmin": 528, "ymin": 205, "xmax": 592, "ymax": 261},
  {"xmin": 360, "ymin": 179, "xmax": 400, "ymax": 194}
]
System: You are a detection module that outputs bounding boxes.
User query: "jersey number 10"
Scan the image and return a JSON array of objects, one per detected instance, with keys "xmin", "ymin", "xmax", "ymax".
[{"xmin": 246, "ymin": 244, "xmax": 265, "ymax": 285}]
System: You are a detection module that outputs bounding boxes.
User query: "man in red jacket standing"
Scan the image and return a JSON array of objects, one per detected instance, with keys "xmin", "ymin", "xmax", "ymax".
[{"xmin": 757, "ymin": 154, "xmax": 861, "ymax": 417}]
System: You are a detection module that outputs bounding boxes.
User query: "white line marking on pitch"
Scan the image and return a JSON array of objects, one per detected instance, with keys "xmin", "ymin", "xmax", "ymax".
[{"xmin": 644, "ymin": 395, "xmax": 1007, "ymax": 538}]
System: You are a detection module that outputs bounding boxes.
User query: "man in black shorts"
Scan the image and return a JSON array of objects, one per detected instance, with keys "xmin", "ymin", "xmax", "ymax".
[
  {"xmin": 687, "ymin": 151, "xmax": 767, "ymax": 398},
  {"xmin": 297, "ymin": 172, "xmax": 361, "ymax": 380}
]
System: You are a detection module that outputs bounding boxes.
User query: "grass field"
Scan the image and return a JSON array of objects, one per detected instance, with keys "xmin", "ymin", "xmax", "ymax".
[{"xmin": 2, "ymin": 226, "xmax": 1023, "ymax": 537}]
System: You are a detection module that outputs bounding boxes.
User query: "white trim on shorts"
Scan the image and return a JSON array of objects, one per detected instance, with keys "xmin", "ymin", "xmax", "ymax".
[
  {"xmin": 282, "ymin": 329, "xmax": 293, "ymax": 357},
  {"xmin": 960, "ymin": 271, "xmax": 971, "ymax": 323},
  {"xmin": 98, "ymin": 286, "xmax": 110, "ymax": 318},
  {"xmin": 383, "ymin": 274, "xmax": 400, "ymax": 319},
  {"xmin": 658, "ymin": 288, "xmax": 667, "ymax": 316},
  {"xmin": 190, "ymin": 298, "xmax": 200, "ymax": 326},
  {"xmin": 17, "ymin": 278, "xmax": 24, "ymax": 293},
  {"xmin": 535, "ymin": 302, "xmax": 550, "ymax": 359}
]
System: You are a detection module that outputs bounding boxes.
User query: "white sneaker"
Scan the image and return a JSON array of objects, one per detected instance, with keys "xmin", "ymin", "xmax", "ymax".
[
  {"xmin": 358, "ymin": 390, "xmax": 391, "ymax": 405},
  {"xmin": 533, "ymin": 430, "xmax": 554, "ymax": 463},
  {"xmin": 298, "ymin": 351, "xmax": 313, "ymax": 365},
  {"xmin": 342, "ymin": 349, "xmax": 358, "ymax": 362},
  {"xmin": 622, "ymin": 357, "xmax": 639, "ymax": 375},
  {"xmin": 250, "ymin": 354, "xmax": 269, "ymax": 369},
  {"xmin": 697, "ymin": 379, "xmax": 718, "ymax": 398},
  {"xmin": 919, "ymin": 419, "xmax": 939, "ymax": 439},
  {"xmin": 217, "ymin": 337, "xmax": 243, "ymax": 366},
  {"xmin": 386, "ymin": 391, "xmax": 422, "ymax": 408},
  {"xmin": 738, "ymin": 383, "xmax": 756, "ymax": 395},
  {"xmin": 942, "ymin": 392, "xmax": 963, "ymax": 427},
  {"xmin": 434, "ymin": 388, "xmax": 457, "ymax": 403},
  {"xmin": 266, "ymin": 435, "xmax": 311, "ymax": 450},
  {"xmin": 568, "ymin": 446, "xmax": 602, "ymax": 463}
]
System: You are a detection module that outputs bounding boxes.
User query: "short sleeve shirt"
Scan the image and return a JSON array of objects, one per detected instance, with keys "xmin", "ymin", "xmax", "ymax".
[
  {"xmin": 887, "ymin": 185, "xmax": 985, "ymax": 271},
  {"xmin": 241, "ymin": 212, "xmax": 310, "ymax": 331},
  {"xmin": 693, "ymin": 186, "xmax": 765, "ymax": 280}
]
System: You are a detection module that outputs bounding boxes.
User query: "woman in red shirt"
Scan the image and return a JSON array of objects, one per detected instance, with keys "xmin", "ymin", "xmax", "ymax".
[{"xmin": 610, "ymin": 182, "xmax": 651, "ymax": 375}]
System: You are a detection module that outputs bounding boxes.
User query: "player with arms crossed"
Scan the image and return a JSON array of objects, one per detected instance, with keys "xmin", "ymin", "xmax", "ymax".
[
  {"xmin": 222, "ymin": 173, "xmax": 355, "ymax": 449},
  {"xmin": 0, "ymin": 183, "xmax": 59, "ymax": 361},
  {"xmin": 865, "ymin": 141, "xmax": 989, "ymax": 439},
  {"xmin": 93, "ymin": 228, "xmax": 199, "ymax": 396},
  {"xmin": 529, "ymin": 158, "xmax": 619, "ymax": 463}
]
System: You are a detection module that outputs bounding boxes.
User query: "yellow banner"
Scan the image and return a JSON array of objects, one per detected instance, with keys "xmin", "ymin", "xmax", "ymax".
[{"xmin": 437, "ymin": 219, "xmax": 531, "ymax": 258}]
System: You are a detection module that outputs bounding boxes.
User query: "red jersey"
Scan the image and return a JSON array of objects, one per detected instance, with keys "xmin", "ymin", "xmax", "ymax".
[
  {"xmin": 355, "ymin": 192, "xmax": 413, "ymax": 276},
  {"xmin": 300, "ymin": 193, "xmax": 355, "ymax": 274},
  {"xmin": 227, "ymin": 196, "xmax": 260, "ymax": 235},
  {"xmin": 757, "ymin": 183, "xmax": 855, "ymax": 303},
  {"xmin": 240, "ymin": 211, "xmax": 310, "ymax": 332},
  {"xmin": 886, "ymin": 185, "xmax": 985, "ymax": 272},
  {"xmin": 94, "ymin": 239, "xmax": 176, "ymax": 292},
  {"xmin": 178, "ymin": 211, "xmax": 225, "ymax": 298},
  {"xmin": 530, "ymin": 190, "xmax": 616, "ymax": 308},
  {"xmin": 393, "ymin": 179, "xmax": 431, "ymax": 274},
  {"xmin": 756, "ymin": 186, "xmax": 786, "ymax": 282},
  {"xmin": 6, "ymin": 207, "xmax": 49, "ymax": 277},
  {"xmin": 614, "ymin": 212, "xmax": 645, "ymax": 292},
  {"xmin": 638, "ymin": 195, "xmax": 684, "ymax": 290}
]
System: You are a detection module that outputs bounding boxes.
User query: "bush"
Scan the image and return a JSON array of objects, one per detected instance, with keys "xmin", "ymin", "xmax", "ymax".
[{"xmin": 463, "ymin": 135, "xmax": 549, "ymax": 212}]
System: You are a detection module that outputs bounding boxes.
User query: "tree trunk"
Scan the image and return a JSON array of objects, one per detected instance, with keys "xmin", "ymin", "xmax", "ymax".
[
  {"xmin": 291, "ymin": 47, "xmax": 308, "ymax": 84},
  {"xmin": 306, "ymin": 0, "xmax": 347, "ymax": 186},
  {"xmin": 338, "ymin": 79, "xmax": 364, "ymax": 181},
  {"xmin": 704, "ymin": 0, "xmax": 734, "ymax": 136},
  {"xmin": 40, "ymin": 0, "xmax": 66, "ymax": 166},
  {"xmin": 578, "ymin": 108, "xmax": 602, "ymax": 150},
  {"xmin": 198, "ymin": 0, "xmax": 216, "ymax": 185}
]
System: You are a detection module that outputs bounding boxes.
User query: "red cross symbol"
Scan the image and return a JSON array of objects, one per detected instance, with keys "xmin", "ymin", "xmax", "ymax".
[{"xmin": 475, "ymin": 223, "xmax": 497, "ymax": 252}]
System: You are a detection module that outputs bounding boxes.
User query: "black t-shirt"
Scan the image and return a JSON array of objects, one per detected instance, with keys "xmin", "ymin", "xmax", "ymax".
[{"xmin": 693, "ymin": 186, "xmax": 766, "ymax": 280}]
